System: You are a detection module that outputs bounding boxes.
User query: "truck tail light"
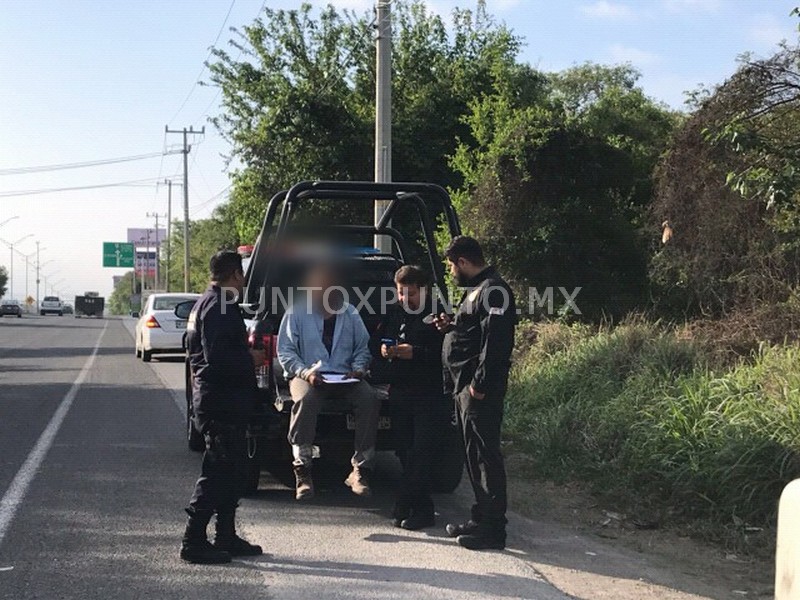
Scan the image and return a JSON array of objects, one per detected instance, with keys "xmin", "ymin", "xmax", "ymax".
[
  {"xmin": 248, "ymin": 331, "xmax": 277, "ymax": 392},
  {"xmin": 145, "ymin": 315, "xmax": 161, "ymax": 328}
]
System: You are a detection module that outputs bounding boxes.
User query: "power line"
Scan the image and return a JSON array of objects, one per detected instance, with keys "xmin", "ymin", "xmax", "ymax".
[
  {"xmin": 0, "ymin": 152, "xmax": 176, "ymax": 176},
  {"xmin": 0, "ymin": 178, "xmax": 165, "ymax": 198},
  {"xmin": 168, "ymin": 0, "xmax": 237, "ymax": 126},
  {"xmin": 190, "ymin": 185, "xmax": 231, "ymax": 215},
  {"xmin": 193, "ymin": 0, "xmax": 269, "ymax": 124}
]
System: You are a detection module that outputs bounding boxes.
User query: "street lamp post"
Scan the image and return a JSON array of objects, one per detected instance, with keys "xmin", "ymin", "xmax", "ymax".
[
  {"xmin": 10, "ymin": 234, "xmax": 33, "ymax": 300},
  {"xmin": 38, "ymin": 259, "xmax": 54, "ymax": 312},
  {"xmin": 0, "ymin": 216, "xmax": 20, "ymax": 229},
  {"xmin": 23, "ymin": 251, "xmax": 36, "ymax": 312}
]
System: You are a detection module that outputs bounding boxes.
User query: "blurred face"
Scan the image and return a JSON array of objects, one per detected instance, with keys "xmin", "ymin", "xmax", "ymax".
[
  {"xmin": 305, "ymin": 268, "xmax": 339, "ymax": 312},
  {"xmin": 397, "ymin": 283, "xmax": 422, "ymax": 311}
]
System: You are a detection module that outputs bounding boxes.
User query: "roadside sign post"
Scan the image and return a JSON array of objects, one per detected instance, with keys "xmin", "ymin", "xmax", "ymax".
[{"xmin": 102, "ymin": 242, "xmax": 135, "ymax": 268}]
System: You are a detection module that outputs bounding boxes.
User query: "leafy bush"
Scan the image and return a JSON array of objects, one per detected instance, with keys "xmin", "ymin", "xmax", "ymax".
[{"xmin": 506, "ymin": 320, "xmax": 800, "ymax": 535}]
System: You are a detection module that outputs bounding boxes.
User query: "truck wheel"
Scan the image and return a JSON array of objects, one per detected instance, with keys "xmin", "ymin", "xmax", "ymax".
[
  {"xmin": 242, "ymin": 439, "xmax": 270, "ymax": 496},
  {"xmin": 58, "ymin": 312, "xmax": 63, "ymax": 316},
  {"xmin": 40, "ymin": 311, "xmax": 45, "ymax": 316},
  {"xmin": 431, "ymin": 421, "xmax": 465, "ymax": 494},
  {"xmin": 142, "ymin": 349, "xmax": 152, "ymax": 362},
  {"xmin": 187, "ymin": 405, "xmax": 204, "ymax": 453},
  {"xmin": 262, "ymin": 435, "xmax": 295, "ymax": 488},
  {"xmin": 185, "ymin": 363, "xmax": 204, "ymax": 452}
]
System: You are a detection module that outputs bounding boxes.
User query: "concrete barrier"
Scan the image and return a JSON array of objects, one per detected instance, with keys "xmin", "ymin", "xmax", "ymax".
[{"xmin": 776, "ymin": 479, "xmax": 800, "ymax": 599}]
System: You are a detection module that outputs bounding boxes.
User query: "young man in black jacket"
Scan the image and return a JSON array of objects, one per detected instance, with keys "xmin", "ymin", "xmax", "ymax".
[
  {"xmin": 180, "ymin": 251, "xmax": 265, "ymax": 564},
  {"xmin": 435, "ymin": 237, "xmax": 517, "ymax": 551},
  {"xmin": 370, "ymin": 266, "xmax": 448, "ymax": 530}
]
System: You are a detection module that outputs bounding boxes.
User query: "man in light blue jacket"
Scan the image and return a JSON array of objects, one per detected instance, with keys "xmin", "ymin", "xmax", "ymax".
[{"xmin": 277, "ymin": 267, "xmax": 380, "ymax": 500}]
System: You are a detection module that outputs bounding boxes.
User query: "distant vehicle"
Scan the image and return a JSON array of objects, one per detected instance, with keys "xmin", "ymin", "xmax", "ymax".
[
  {"xmin": 135, "ymin": 293, "xmax": 201, "ymax": 362},
  {"xmin": 62, "ymin": 303, "xmax": 74, "ymax": 315},
  {"xmin": 74, "ymin": 293, "xmax": 105, "ymax": 318},
  {"xmin": 0, "ymin": 299, "xmax": 22, "ymax": 318},
  {"xmin": 40, "ymin": 296, "xmax": 63, "ymax": 316}
]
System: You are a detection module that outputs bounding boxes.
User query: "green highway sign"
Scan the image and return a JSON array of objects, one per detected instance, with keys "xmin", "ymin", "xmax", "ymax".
[{"xmin": 103, "ymin": 242, "xmax": 135, "ymax": 268}]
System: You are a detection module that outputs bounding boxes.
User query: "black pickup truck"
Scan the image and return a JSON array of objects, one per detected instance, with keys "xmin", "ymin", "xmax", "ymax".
[{"xmin": 180, "ymin": 181, "xmax": 464, "ymax": 494}]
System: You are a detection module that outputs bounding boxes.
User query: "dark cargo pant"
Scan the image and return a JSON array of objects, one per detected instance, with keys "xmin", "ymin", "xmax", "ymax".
[
  {"xmin": 189, "ymin": 421, "xmax": 248, "ymax": 513},
  {"xmin": 455, "ymin": 387, "xmax": 508, "ymax": 529}
]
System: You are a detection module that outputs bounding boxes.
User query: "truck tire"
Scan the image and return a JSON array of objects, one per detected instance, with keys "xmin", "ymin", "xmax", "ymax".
[
  {"xmin": 185, "ymin": 361, "xmax": 204, "ymax": 452},
  {"xmin": 142, "ymin": 349, "xmax": 152, "ymax": 362},
  {"xmin": 242, "ymin": 438, "xmax": 270, "ymax": 496},
  {"xmin": 431, "ymin": 420, "xmax": 465, "ymax": 494},
  {"xmin": 263, "ymin": 435, "xmax": 295, "ymax": 488},
  {"xmin": 186, "ymin": 403, "xmax": 204, "ymax": 452}
]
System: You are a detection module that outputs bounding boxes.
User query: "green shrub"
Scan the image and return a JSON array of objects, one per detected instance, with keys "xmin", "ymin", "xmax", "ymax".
[{"xmin": 506, "ymin": 321, "xmax": 800, "ymax": 532}]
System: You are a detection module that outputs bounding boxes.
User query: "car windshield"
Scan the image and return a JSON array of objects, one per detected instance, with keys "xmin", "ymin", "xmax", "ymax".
[{"xmin": 152, "ymin": 296, "xmax": 196, "ymax": 311}]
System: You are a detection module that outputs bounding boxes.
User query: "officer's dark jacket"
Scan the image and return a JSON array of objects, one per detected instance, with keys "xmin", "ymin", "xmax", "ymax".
[
  {"xmin": 369, "ymin": 301, "xmax": 444, "ymax": 397},
  {"xmin": 187, "ymin": 284, "xmax": 257, "ymax": 425},
  {"xmin": 443, "ymin": 266, "xmax": 516, "ymax": 397}
]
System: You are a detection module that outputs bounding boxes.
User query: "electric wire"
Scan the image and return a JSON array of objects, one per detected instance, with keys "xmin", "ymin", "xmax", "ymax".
[
  {"xmin": 0, "ymin": 152, "xmax": 176, "ymax": 176},
  {"xmin": 167, "ymin": 0, "xmax": 237, "ymax": 126},
  {"xmin": 0, "ymin": 178, "xmax": 167, "ymax": 198}
]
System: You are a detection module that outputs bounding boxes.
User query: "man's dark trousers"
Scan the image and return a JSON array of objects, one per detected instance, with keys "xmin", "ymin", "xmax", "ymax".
[
  {"xmin": 189, "ymin": 421, "xmax": 248, "ymax": 513},
  {"xmin": 392, "ymin": 392, "xmax": 449, "ymax": 515},
  {"xmin": 455, "ymin": 387, "xmax": 507, "ymax": 529}
]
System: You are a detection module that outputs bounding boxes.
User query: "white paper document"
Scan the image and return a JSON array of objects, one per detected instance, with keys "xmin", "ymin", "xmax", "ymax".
[{"xmin": 321, "ymin": 373, "xmax": 360, "ymax": 384}]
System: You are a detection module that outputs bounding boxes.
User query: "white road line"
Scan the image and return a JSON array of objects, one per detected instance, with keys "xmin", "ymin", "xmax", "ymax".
[{"xmin": 0, "ymin": 321, "xmax": 108, "ymax": 547}]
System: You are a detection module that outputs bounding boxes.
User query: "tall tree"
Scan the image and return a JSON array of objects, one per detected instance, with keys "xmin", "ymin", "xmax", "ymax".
[
  {"xmin": 208, "ymin": 0, "xmax": 523, "ymax": 243},
  {"xmin": 452, "ymin": 63, "xmax": 677, "ymax": 318}
]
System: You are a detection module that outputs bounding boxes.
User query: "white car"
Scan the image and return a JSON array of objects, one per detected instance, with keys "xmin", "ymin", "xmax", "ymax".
[
  {"xmin": 40, "ymin": 296, "xmax": 63, "ymax": 316},
  {"xmin": 135, "ymin": 293, "xmax": 200, "ymax": 362}
]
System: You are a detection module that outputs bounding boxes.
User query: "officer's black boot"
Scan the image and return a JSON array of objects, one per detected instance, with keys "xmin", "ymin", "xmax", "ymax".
[
  {"xmin": 456, "ymin": 522, "xmax": 506, "ymax": 551},
  {"xmin": 445, "ymin": 520, "xmax": 480, "ymax": 538},
  {"xmin": 400, "ymin": 495, "xmax": 435, "ymax": 531},
  {"xmin": 213, "ymin": 510, "xmax": 263, "ymax": 557},
  {"xmin": 392, "ymin": 496, "xmax": 412, "ymax": 528},
  {"xmin": 180, "ymin": 508, "xmax": 232, "ymax": 564}
]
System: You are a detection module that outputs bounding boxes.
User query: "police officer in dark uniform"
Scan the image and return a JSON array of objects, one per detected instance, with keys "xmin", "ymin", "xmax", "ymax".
[
  {"xmin": 435, "ymin": 236, "xmax": 516, "ymax": 551},
  {"xmin": 180, "ymin": 250, "xmax": 264, "ymax": 564}
]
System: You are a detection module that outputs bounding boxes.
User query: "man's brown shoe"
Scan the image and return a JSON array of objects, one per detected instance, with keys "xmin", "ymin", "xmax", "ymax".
[
  {"xmin": 344, "ymin": 465, "xmax": 372, "ymax": 497},
  {"xmin": 294, "ymin": 464, "xmax": 314, "ymax": 500}
]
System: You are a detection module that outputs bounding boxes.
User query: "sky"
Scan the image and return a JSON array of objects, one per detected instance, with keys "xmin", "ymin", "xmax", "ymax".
[{"xmin": 0, "ymin": 0, "xmax": 797, "ymax": 301}]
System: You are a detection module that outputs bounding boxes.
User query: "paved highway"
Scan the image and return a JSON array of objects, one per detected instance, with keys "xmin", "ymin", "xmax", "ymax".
[{"xmin": 0, "ymin": 316, "xmax": 725, "ymax": 599}]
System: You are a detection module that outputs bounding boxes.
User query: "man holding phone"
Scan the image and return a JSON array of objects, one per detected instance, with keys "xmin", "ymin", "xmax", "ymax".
[
  {"xmin": 435, "ymin": 237, "xmax": 517, "ymax": 551},
  {"xmin": 277, "ymin": 266, "xmax": 379, "ymax": 500}
]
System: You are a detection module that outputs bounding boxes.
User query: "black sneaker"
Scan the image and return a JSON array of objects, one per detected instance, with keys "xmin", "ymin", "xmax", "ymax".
[
  {"xmin": 456, "ymin": 532, "xmax": 506, "ymax": 551},
  {"xmin": 180, "ymin": 540, "xmax": 232, "ymax": 564},
  {"xmin": 445, "ymin": 519, "xmax": 480, "ymax": 538},
  {"xmin": 214, "ymin": 534, "xmax": 263, "ymax": 557},
  {"xmin": 400, "ymin": 513, "xmax": 436, "ymax": 531}
]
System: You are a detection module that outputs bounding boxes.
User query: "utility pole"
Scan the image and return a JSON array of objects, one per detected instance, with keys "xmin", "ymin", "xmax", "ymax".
[
  {"xmin": 374, "ymin": 0, "xmax": 393, "ymax": 253},
  {"xmin": 146, "ymin": 212, "xmax": 166, "ymax": 290},
  {"xmin": 162, "ymin": 179, "xmax": 182, "ymax": 293},
  {"xmin": 141, "ymin": 229, "xmax": 150, "ymax": 294},
  {"xmin": 165, "ymin": 125, "xmax": 204, "ymax": 292}
]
